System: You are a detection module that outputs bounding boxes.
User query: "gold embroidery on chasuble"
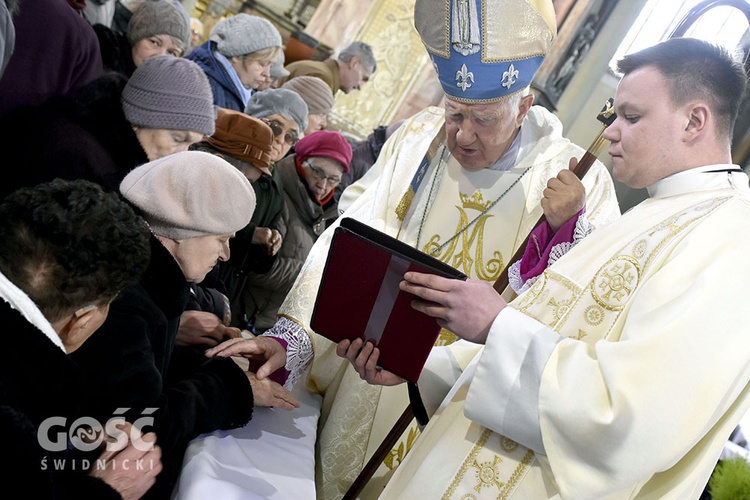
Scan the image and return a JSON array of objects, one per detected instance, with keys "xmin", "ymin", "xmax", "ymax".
[
  {"xmin": 513, "ymin": 197, "xmax": 728, "ymax": 342},
  {"xmin": 442, "ymin": 428, "xmax": 535, "ymax": 499},
  {"xmin": 438, "ymin": 197, "xmax": 730, "ymax": 497},
  {"xmin": 421, "ymin": 189, "xmax": 504, "ymax": 281}
]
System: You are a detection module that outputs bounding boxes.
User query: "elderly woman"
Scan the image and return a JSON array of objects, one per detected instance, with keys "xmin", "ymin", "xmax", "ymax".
[
  {"xmin": 70, "ymin": 151, "xmax": 300, "ymax": 499},
  {"xmin": 245, "ymin": 87, "xmax": 309, "ymax": 162},
  {"xmin": 189, "ymin": 108, "xmax": 282, "ymax": 329},
  {"xmin": 243, "ymin": 130, "xmax": 352, "ymax": 336},
  {"xmin": 0, "ymin": 55, "xmax": 215, "ymax": 199},
  {"xmin": 187, "ymin": 13, "xmax": 283, "ymax": 111},
  {"xmin": 281, "ymin": 75, "xmax": 335, "ymax": 135},
  {"xmin": 94, "ymin": 0, "xmax": 191, "ymax": 77}
]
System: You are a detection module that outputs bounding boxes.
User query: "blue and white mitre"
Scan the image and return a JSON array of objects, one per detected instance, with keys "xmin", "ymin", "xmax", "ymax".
[{"xmin": 414, "ymin": 0, "xmax": 556, "ymax": 102}]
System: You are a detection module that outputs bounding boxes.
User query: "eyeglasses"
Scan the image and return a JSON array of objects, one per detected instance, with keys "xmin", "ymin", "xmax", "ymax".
[
  {"xmin": 304, "ymin": 161, "xmax": 341, "ymax": 185},
  {"xmin": 262, "ymin": 118, "xmax": 299, "ymax": 146}
]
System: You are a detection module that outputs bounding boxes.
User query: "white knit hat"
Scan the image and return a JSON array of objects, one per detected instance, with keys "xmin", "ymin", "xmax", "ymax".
[
  {"xmin": 209, "ymin": 13, "xmax": 282, "ymax": 58},
  {"xmin": 120, "ymin": 151, "xmax": 256, "ymax": 239}
]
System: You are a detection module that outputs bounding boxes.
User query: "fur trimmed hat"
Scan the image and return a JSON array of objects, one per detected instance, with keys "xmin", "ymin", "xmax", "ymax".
[
  {"xmin": 127, "ymin": 0, "xmax": 191, "ymax": 51},
  {"xmin": 209, "ymin": 13, "xmax": 282, "ymax": 58},
  {"xmin": 122, "ymin": 55, "xmax": 217, "ymax": 136},
  {"xmin": 120, "ymin": 150, "xmax": 255, "ymax": 239},
  {"xmin": 281, "ymin": 76, "xmax": 334, "ymax": 115}
]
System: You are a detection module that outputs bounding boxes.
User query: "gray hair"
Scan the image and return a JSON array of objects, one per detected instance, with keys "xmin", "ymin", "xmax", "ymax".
[
  {"xmin": 500, "ymin": 86, "xmax": 531, "ymax": 116},
  {"xmin": 338, "ymin": 41, "xmax": 377, "ymax": 73}
]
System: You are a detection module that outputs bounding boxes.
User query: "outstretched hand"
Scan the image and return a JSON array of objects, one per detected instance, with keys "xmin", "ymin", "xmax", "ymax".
[
  {"xmin": 205, "ymin": 336, "xmax": 287, "ymax": 380},
  {"xmin": 247, "ymin": 372, "xmax": 300, "ymax": 410},
  {"xmin": 541, "ymin": 157, "xmax": 586, "ymax": 232},
  {"xmin": 399, "ymin": 272, "xmax": 506, "ymax": 344},
  {"xmin": 336, "ymin": 338, "xmax": 406, "ymax": 386}
]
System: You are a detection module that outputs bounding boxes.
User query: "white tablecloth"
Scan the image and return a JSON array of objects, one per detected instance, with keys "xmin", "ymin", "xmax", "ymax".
[{"xmin": 173, "ymin": 383, "xmax": 321, "ymax": 500}]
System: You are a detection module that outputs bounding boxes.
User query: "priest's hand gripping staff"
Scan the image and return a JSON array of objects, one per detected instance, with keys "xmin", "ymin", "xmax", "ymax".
[
  {"xmin": 492, "ymin": 97, "xmax": 617, "ymax": 294},
  {"xmin": 342, "ymin": 98, "xmax": 617, "ymax": 500}
]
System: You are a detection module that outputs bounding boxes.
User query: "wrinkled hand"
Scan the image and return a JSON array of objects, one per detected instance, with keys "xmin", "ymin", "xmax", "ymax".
[
  {"xmin": 247, "ymin": 372, "xmax": 300, "ymax": 410},
  {"xmin": 399, "ymin": 272, "xmax": 506, "ymax": 344},
  {"xmin": 253, "ymin": 227, "xmax": 283, "ymax": 256},
  {"xmin": 336, "ymin": 338, "xmax": 406, "ymax": 386},
  {"xmin": 177, "ymin": 310, "xmax": 241, "ymax": 347},
  {"xmin": 90, "ymin": 424, "xmax": 162, "ymax": 500},
  {"xmin": 205, "ymin": 336, "xmax": 287, "ymax": 380},
  {"xmin": 541, "ymin": 157, "xmax": 586, "ymax": 232}
]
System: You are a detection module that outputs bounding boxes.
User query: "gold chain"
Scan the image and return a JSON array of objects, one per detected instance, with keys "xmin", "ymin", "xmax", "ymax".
[{"xmin": 415, "ymin": 148, "xmax": 532, "ymax": 256}]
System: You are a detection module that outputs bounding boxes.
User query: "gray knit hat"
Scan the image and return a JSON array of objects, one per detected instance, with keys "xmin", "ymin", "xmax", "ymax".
[
  {"xmin": 122, "ymin": 55, "xmax": 216, "ymax": 136},
  {"xmin": 245, "ymin": 88, "xmax": 308, "ymax": 135},
  {"xmin": 209, "ymin": 13, "xmax": 282, "ymax": 58},
  {"xmin": 281, "ymin": 76, "xmax": 334, "ymax": 115},
  {"xmin": 120, "ymin": 151, "xmax": 256, "ymax": 239},
  {"xmin": 270, "ymin": 50, "xmax": 290, "ymax": 79},
  {"xmin": 126, "ymin": 0, "xmax": 191, "ymax": 51}
]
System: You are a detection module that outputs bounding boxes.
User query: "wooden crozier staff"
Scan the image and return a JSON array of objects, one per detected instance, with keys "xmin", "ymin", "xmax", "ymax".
[{"xmin": 342, "ymin": 98, "xmax": 618, "ymax": 500}]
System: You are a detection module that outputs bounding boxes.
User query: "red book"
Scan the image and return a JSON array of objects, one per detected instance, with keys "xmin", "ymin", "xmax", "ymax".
[{"xmin": 311, "ymin": 217, "xmax": 466, "ymax": 383}]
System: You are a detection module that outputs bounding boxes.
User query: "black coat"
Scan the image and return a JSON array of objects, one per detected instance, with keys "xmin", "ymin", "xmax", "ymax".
[
  {"xmin": 93, "ymin": 23, "xmax": 138, "ymax": 77},
  {"xmin": 0, "ymin": 71, "xmax": 147, "ymax": 200},
  {"xmin": 0, "ymin": 301, "xmax": 120, "ymax": 498},
  {"xmin": 70, "ymin": 236, "xmax": 255, "ymax": 499}
]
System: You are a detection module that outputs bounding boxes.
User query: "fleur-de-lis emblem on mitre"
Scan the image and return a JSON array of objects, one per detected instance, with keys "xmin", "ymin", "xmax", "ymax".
[
  {"xmin": 456, "ymin": 63, "xmax": 474, "ymax": 91},
  {"xmin": 502, "ymin": 64, "xmax": 519, "ymax": 89}
]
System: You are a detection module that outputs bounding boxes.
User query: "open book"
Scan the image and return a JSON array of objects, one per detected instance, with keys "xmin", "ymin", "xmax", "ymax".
[{"xmin": 311, "ymin": 217, "xmax": 466, "ymax": 383}]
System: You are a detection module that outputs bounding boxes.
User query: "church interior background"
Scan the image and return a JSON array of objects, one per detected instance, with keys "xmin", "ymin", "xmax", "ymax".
[{"xmin": 181, "ymin": 0, "xmax": 750, "ymax": 212}]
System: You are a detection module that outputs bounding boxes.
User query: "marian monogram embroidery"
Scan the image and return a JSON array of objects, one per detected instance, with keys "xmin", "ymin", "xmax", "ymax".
[{"xmin": 422, "ymin": 203, "xmax": 503, "ymax": 281}]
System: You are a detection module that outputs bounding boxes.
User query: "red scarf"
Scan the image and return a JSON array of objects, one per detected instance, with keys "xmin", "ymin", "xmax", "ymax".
[{"xmin": 295, "ymin": 157, "xmax": 335, "ymax": 206}]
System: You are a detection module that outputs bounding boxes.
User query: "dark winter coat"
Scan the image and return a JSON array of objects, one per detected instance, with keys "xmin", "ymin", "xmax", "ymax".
[
  {"xmin": 188, "ymin": 143, "xmax": 286, "ymax": 326},
  {"xmin": 92, "ymin": 23, "xmax": 137, "ymax": 77},
  {"xmin": 0, "ymin": 71, "xmax": 147, "ymax": 200},
  {"xmin": 244, "ymin": 155, "xmax": 339, "ymax": 331},
  {"xmin": 185, "ymin": 41, "xmax": 245, "ymax": 112},
  {"xmin": 70, "ymin": 236, "xmax": 255, "ymax": 499},
  {"xmin": 0, "ymin": 0, "xmax": 102, "ymax": 117},
  {"xmin": 0, "ymin": 300, "xmax": 120, "ymax": 498}
]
